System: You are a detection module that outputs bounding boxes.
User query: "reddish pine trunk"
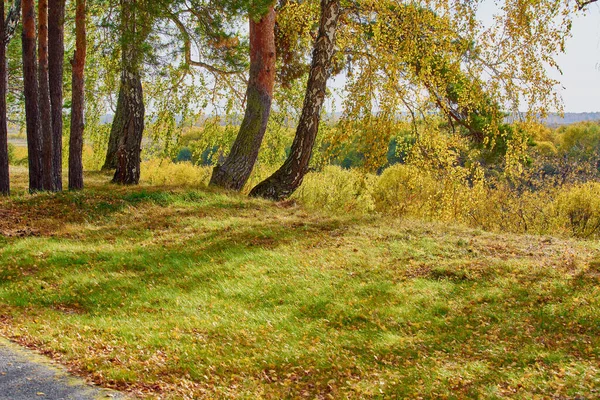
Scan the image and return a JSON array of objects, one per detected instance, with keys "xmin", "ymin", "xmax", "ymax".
[
  {"xmin": 0, "ymin": 2, "xmax": 8, "ymax": 195},
  {"xmin": 209, "ymin": 5, "xmax": 276, "ymax": 191},
  {"xmin": 38, "ymin": 0, "xmax": 54, "ymax": 191},
  {"xmin": 48, "ymin": 0, "xmax": 65, "ymax": 190},
  {"xmin": 250, "ymin": 0, "xmax": 341, "ymax": 200},
  {"xmin": 112, "ymin": 0, "xmax": 144, "ymax": 185},
  {"xmin": 69, "ymin": 0, "xmax": 86, "ymax": 190},
  {"xmin": 22, "ymin": 0, "xmax": 43, "ymax": 192}
]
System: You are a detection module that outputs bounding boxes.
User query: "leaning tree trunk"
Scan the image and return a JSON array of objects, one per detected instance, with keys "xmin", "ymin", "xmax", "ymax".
[
  {"xmin": 209, "ymin": 5, "xmax": 276, "ymax": 191},
  {"xmin": 38, "ymin": 0, "xmax": 54, "ymax": 191},
  {"xmin": 0, "ymin": 2, "xmax": 8, "ymax": 195},
  {"xmin": 112, "ymin": 0, "xmax": 144, "ymax": 185},
  {"xmin": 250, "ymin": 0, "xmax": 340, "ymax": 200},
  {"xmin": 102, "ymin": 84, "xmax": 125, "ymax": 170},
  {"xmin": 48, "ymin": 0, "xmax": 65, "ymax": 190},
  {"xmin": 22, "ymin": 0, "xmax": 43, "ymax": 192},
  {"xmin": 68, "ymin": 0, "xmax": 85, "ymax": 190}
]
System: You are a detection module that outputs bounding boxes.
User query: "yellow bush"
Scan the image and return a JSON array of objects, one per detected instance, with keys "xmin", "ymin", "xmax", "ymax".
[
  {"xmin": 9, "ymin": 145, "xmax": 28, "ymax": 166},
  {"xmin": 141, "ymin": 159, "xmax": 212, "ymax": 187},
  {"xmin": 554, "ymin": 182, "xmax": 600, "ymax": 238},
  {"xmin": 372, "ymin": 164, "xmax": 438, "ymax": 216},
  {"xmin": 137, "ymin": 158, "xmax": 600, "ymax": 240},
  {"xmin": 242, "ymin": 163, "xmax": 280, "ymax": 195},
  {"xmin": 467, "ymin": 183, "xmax": 554, "ymax": 235},
  {"xmin": 293, "ymin": 166, "xmax": 375, "ymax": 213},
  {"xmin": 82, "ymin": 145, "xmax": 97, "ymax": 171}
]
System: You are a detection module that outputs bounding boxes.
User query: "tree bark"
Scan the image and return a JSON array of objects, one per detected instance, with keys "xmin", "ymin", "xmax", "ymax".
[
  {"xmin": 22, "ymin": 0, "xmax": 43, "ymax": 192},
  {"xmin": 0, "ymin": 0, "xmax": 22, "ymax": 196},
  {"xmin": 112, "ymin": 0, "xmax": 144, "ymax": 185},
  {"xmin": 250, "ymin": 0, "xmax": 340, "ymax": 200},
  {"xmin": 69, "ymin": 0, "xmax": 86, "ymax": 190},
  {"xmin": 0, "ymin": 2, "xmax": 8, "ymax": 195},
  {"xmin": 102, "ymin": 84, "xmax": 125, "ymax": 171},
  {"xmin": 209, "ymin": 5, "xmax": 276, "ymax": 191},
  {"xmin": 48, "ymin": 0, "xmax": 65, "ymax": 190},
  {"xmin": 38, "ymin": 0, "xmax": 54, "ymax": 191}
]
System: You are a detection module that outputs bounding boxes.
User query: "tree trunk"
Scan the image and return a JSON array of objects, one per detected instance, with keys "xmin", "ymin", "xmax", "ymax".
[
  {"xmin": 48, "ymin": 0, "xmax": 65, "ymax": 190},
  {"xmin": 0, "ymin": 0, "xmax": 22, "ymax": 196},
  {"xmin": 112, "ymin": 0, "xmax": 144, "ymax": 185},
  {"xmin": 0, "ymin": 2, "xmax": 8, "ymax": 196},
  {"xmin": 102, "ymin": 84, "xmax": 125, "ymax": 171},
  {"xmin": 112, "ymin": 73, "xmax": 144, "ymax": 185},
  {"xmin": 209, "ymin": 5, "xmax": 276, "ymax": 191},
  {"xmin": 38, "ymin": 0, "xmax": 54, "ymax": 191},
  {"xmin": 22, "ymin": 0, "xmax": 43, "ymax": 192},
  {"xmin": 69, "ymin": 0, "xmax": 85, "ymax": 190},
  {"xmin": 250, "ymin": 0, "xmax": 340, "ymax": 200}
]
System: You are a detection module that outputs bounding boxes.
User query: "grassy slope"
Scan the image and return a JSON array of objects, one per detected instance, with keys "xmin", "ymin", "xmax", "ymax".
[{"xmin": 1, "ymin": 169, "xmax": 599, "ymax": 399}]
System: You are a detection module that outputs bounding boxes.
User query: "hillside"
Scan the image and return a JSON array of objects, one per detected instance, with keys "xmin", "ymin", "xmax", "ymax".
[
  {"xmin": 0, "ymin": 169, "xmax": 599, "ymax": 398},
  {"xmin": 543, "ymin": 112, "xmax": 600, "ymax": 126}
]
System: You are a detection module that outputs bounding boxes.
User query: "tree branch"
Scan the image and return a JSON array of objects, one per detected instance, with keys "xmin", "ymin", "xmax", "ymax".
[
  {"xmin": 166, "ymin": 10, "xmax": 243, "ymax": 76},
  {"xmin": 577, "ymin": 0, "xmax": 598, "ymax": 10}
]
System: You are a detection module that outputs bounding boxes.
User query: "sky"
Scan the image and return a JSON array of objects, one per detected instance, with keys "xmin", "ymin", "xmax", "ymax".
[{"xmin": 554, "ymin": 5, "xmax": 600, "ymax": 112}]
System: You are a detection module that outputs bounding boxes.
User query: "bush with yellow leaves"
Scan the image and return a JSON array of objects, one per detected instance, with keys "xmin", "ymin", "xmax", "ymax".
[
  {"xmin": 372, "ymin": 164, "xmax": 438, "ymax": 217},
  {"xmin": 141, "ymin": 159, "xmax": 212, "ymax": 187},
  {"xmin": 554, "ymin": 182, "xmax": 600, "ymax": 238},
  {"xmin": 293, "ymin": 166, "xmax": 375, "ymax": 213},
  {"xmin": 135, "ymin": 158, "xmax": 600, "ymax": 239}
]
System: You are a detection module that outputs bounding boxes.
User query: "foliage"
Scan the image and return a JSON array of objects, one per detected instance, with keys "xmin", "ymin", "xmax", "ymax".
[
  {"xmin": 555, "ymin": 182, "xmax": 600, "ymax": 238},
  {"xmin": 7, "ymin": 143, "xmax": 15, "ymax": 165},
  {"xmin": 140, "ymin": 158, "xmax": 212, "ymax": 187},
  {"xmin": 292, "ymin": 158, "xmax": 600, "ymax": 239},
  {"xmin": 293, "ymin": 165, "xmax": 375, "ymax": 213},
  {"xmin": 371, "ymin": 164, "xmax": 438, "ymax": 216},
  {"xmin": 556, "ymin": 121, "xmax": 600, "ymax": 161},
  {"xmin": 8, "ymin": 145, "xmax": 28, "ymax": 167}
]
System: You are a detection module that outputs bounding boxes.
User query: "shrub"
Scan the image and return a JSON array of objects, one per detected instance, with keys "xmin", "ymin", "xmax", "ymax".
[
  {"xmin": 293, "ymin": 166, "xmax": 375, "ymax": 213},
  {"xmin": 554, "ymin": 182, "xmax": 600, "ymax": 238},
  {"xmin": 141, "ymin": 159, "xmax": 212, "ymax": 187},
  {"xmin": 372, "ymin": 164, "xmax": 438, "ymax": 216},
  {"xmin": 175, "ymin": 147, "xmax": 193, "ymax": 163},
  {"xmin": 8, "ymin": 145, "xmax": 28, "ymax": 166},
  {"xmin": 7, "ymin": 143, "xmax": 15, "ymax": 164}
]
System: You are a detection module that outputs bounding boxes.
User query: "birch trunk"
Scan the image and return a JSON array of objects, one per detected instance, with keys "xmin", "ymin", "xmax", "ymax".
[
  {"xmin": 102, "ymin": 85, "xmax": 125, "ymax": 171},
  {"xmin": 112, "ymin": 0, "xmax": 145, "ymax": 185}
]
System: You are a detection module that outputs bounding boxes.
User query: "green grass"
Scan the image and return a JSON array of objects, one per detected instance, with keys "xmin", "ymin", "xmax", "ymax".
[{"xmin": 1, "ymin": 169, "xmax": 600, "ymax": 398}]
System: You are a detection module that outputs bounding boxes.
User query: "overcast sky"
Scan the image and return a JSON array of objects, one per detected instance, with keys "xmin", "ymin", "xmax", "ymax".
[{"xmin": 552, "ymin": 6, "xmax": 600, "ymax": 112}]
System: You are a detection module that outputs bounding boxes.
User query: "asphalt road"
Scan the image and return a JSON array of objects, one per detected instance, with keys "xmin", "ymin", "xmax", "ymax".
[{"xmin": 0, "ymin": 338, "xmax": 125, "ymax": 400}]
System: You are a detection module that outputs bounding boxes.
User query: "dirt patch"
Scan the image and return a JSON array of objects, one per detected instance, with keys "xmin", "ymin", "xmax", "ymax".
[{"xmin": 0, "ymin": 227, "xmax": 40, "ymax": 238}]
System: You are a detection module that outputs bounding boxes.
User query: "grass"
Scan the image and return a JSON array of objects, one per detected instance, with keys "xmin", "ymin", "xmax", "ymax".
[{"xmin": 1, "ymin": 168, "xmax": 600, "ymax": 399}]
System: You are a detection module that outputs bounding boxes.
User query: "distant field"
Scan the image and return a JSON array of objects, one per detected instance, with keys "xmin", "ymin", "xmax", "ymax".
[{"xmin": 0, "ymin": 169, "xmax": 599, "ymax": 398}]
